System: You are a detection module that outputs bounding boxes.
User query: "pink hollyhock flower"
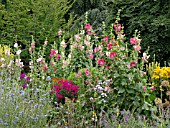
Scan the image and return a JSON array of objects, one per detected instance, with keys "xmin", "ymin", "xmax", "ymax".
[
  {"xmin": 130, "ymin": 62, "xmax": 136, "ymax": 68},
  {"xmin": 143, "ymin": 86, "xmax": 147, "ymax": 92},
  {"xmin": 74, "ymin": 34, "xmax": 80, "ymax": 42},
  {"xmin": 42, "ymin": 64, "xmax": 48, "ymax": 71},
  {"xmin": 114, "ymin": 23, "xmax": 122, "ymax": 32},
  {"xmin": 84, "ymin": 24, "xmax": 92, "ymax": 30},
  {"xmin": 50, "ymin": 49, "xmax": 57, "ymax": 58},
  {"xmin": 58, "ymin": 29, "xmax": 62, "ymax": 36},
  {"xmin": 88, "ymin": 54, "xmax": 94, "ymax": 59},
  {"xmin": 84, "ymin": 68, "xmax": 89, "ymax": 76},
  {"xmin": 56, "ymin": 54, "xmax": 60, "ymax": 60},
  {"xmin": 109, "ymin": 52, "xmax": 117, "ymax": 58},
  {"xmin": 150, "ymin": 86, "xmax": 155, "ymax": 91},
  {"xmin": 76, "ymin": 71, "xmax": 82, "ymax": 78},
  {"xmin": 107, "ymin": 42, "xmax": 112, "ymax": 50},
  {"xmin": 130, "ymin": 37, "xmax": 138, "ymax": 45},
  {"xmin": 133, "ymin": 45, "xmax": 141, "ymax": 51},
  {"xmin": 98, "ymin": 58, "xmax": 105, "ymax": 66},
  {"xmin": 102, "ymin": 36, "xmax": 109, "ymax": 43}
]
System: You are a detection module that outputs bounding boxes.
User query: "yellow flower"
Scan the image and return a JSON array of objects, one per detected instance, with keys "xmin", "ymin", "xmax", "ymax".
[
  {"xmin": 154, "ymin": 67, "xmax": 161, "ymax": 75},
  {"xmin": 152, "ymin": 74, "xmax": 159, "ymax": 79}
]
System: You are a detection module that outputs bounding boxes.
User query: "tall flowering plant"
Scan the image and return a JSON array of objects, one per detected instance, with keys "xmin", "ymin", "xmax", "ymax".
[{"xmin": 146, "ymin": 62, "xmax": 170, "ymax": 107}]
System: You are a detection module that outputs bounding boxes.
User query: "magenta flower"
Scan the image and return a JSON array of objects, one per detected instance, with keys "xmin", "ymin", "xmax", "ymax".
[
  {"xmin": 84, "ymin": 68, "xmax": 89, "ymax": 76},
  {"xmin": 22, "ymin": 84, "xmax": 27, "ymax": 89},
  {"xmin": 20, "ymin": 73, "xmax": 26, "ymax": 79},
  {"xmin": 130, "ymin": 62, "xmax": 136, "ymax": 68},
  {"xmin": 84, "ymin": 24, "xmax": 92, "ymax": 30},
  {"xmin": 109, "ymin": 52, "xmax": 117, "ymax": 58},
  {"xmin": 107, "ymin": 43, "xmax": 112, "ymax": 50},
  {"xmin": 98, "ymin": 58, "xmax": 105, "ymax": 66},
  {"xmin": 102, "ymin": 36, "xmax": 109, "ymax": 43},
  {"xmin": 50, "ymin": 49, "xmax": 57, "ymax": 58},
  {"xmin": 26, "ymin": 77, "xmax": 30, "ymax": 82}
]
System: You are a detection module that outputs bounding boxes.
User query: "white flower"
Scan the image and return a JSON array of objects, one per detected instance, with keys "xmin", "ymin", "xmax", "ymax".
[
  {"xmin": 36, "ymin": 57, "xmax": 43, "ymax": 63},
  {"xmin": 14, "ymin": 43, "xmax": 18, "ymax": 48},
  {"xmin": 0, "ymin": 58, "xmax": 5, "ymax": 62},
  {"xmin": 16, "ymin": 50, "xmax": 21, "ymax": 55}
]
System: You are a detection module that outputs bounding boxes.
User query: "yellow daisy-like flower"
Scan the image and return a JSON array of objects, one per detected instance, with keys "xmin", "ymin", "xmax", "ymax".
[
  {"xmin": 152, "ymin": 74, "xmax": 159, "ymax": 79},
  {"xmin": 154, "ymin": 67, "xmax": 161, "ymax": 75}
]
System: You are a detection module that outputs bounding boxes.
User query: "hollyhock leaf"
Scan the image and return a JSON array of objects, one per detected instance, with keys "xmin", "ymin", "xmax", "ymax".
[{"xmin": 118, "ymin": 87, "xmax": 125, "ymax": 93}]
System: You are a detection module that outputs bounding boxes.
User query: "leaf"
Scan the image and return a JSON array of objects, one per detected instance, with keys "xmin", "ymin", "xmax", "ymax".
[{"xmin": 118, "ymin": 87, "xmax": 125, "ymax": 93}]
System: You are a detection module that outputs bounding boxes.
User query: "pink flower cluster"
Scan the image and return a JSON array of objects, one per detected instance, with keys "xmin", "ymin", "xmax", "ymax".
[{"xmin": 51, "ymin": 79, "xmax": 79, "ymax": 101}]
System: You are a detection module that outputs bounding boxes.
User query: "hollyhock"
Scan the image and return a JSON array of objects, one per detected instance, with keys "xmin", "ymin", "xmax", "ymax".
[
  {"xmin": 102, "ymin": 36, "xmax": 109, "ymax": 43},
  {"xmin": 142, "ymin": 52, "xmax": 150, "ymax": 63},
  {"xmin": 84, "ymin": 68, "xmax": 89, "ymax": 76},
  {"xmin": 114, "ymin": 23, "xmax": 122, "ymax": 32},
  {"xmin": 88, "ymin": 54, "xmax": 94, "ymax": 59},
  {"xmin": 16, "ymin": 50, "xmax": 22, "ymax": 55},
  {"xmin": 74, "ymin": 34, "xmax": 80, "ymax": 42},
  {"xmin": 50, "ymin": 49, "xmax": 57, "ymax": 58},
  {"xmin": 56, "ymin": 54, "xmax": 60, "ymax": 60},
  {"xmin": 58, "ymin": 29, "xmax": 62, "ymax": 36},
  {"xmin": 109, "ymin": 52, "xmax": 117, "ymax": 58},
  {"xmin": 84, "ymin": 24, "xmax": 92, "ymax": 30},
  {"xmin": 133, "ymin": 45, "xmax": 141, "ymax": 51},
  {"xmin": 107, "ymin": 42, "xmax": 112, "ymax": 50},
  {"xmin": 130, "ymin": 37, "xmax": 138, "ymax": 45},
  {"xmin": 130, "ymin": 62, "xmax": 136, "ymax": 68},
  {"xmin": 150, "ymin": 86, "xmax": 155, "ymax": 91},
  {"xmin": 42, "ymin": 64, "xmax": 48, "ymax": 71},
  {"xmin": 98, "ymin": 59, "xmax": 105, "ymax": 66},
  {"xmin": 37, "ymin": 56, "xmax": 43, "ymax": 63}
]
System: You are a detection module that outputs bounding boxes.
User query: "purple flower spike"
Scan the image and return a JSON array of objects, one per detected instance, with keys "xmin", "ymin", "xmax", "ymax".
[
  {"xmin": 22, "ymin": 83, "xmax": 27, "ymax": 89},
  {"xmin": 20, "ymin": 73, "xmax": 26, "ymax": 79}
]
